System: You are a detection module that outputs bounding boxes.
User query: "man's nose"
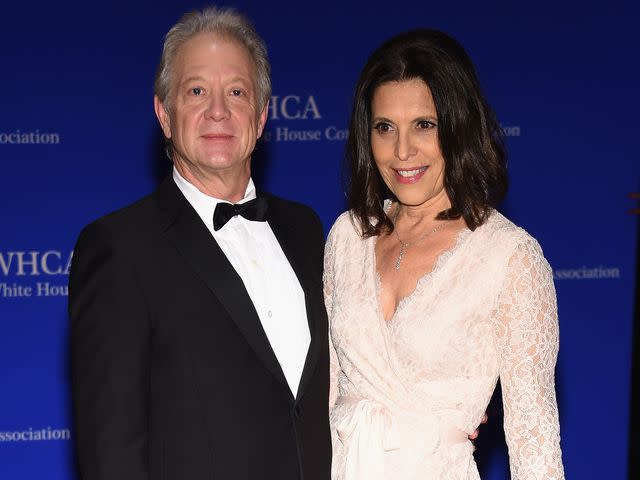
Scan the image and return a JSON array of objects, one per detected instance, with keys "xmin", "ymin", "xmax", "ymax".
[{"xmin": 204, "ymin": 91, "xmax": 230, "ymax": 121}]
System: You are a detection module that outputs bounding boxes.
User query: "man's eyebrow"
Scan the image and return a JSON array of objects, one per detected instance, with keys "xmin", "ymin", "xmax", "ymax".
[
  {"xmin": 178, "ymin": 76, "xmax": 252, "ymax": 87},
  {"xmin": 180, "ymin": 76, "xmax": 206, "ymax": 85},
  {"xmin": 227, "ymin": 76, "xmax": 252, "ymax": 86}
]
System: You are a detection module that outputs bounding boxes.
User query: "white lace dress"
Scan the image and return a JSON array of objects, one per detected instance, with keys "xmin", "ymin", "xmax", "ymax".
[{"xmin": 324, "ymin": 209, "xmax": 564, "ymax": 480}]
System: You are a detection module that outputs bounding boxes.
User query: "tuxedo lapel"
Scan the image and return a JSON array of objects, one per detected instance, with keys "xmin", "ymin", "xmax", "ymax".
[
  {"xmin": 266, "ymin": 198, "xmax": 322, "ymax": 401},
  {"xmin": 154, "ymin": 178, "xmax": 289, "ymax": 390}
]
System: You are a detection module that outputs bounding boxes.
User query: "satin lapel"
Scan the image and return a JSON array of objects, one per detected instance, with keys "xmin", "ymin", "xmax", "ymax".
[
  {"xmin": 266, "ymin": 198, "xmax": 322, "ymax": 401},
  {"xmin": 155, "ymin": 178, "xmax": 289, "ymax": 389}
]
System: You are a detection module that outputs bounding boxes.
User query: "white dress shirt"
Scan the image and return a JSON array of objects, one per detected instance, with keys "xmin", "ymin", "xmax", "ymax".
[{"xmin": 173, "ymin": 168, "xmax": 310, "ymax": 396}]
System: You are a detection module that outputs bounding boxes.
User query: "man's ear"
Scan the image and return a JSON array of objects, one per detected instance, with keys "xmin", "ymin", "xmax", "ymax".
[
  {"xmin": 154, "ymin": 95, "xmax": 172, "ymax": 139},
  {"xmin": 256, "ymin": 101, "xmax": 269, "ymax": 139}
]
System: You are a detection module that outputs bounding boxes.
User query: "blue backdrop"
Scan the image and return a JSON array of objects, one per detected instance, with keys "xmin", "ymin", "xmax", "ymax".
[{"xmin": 1, "ymin": 1, "xmax": 638, "ymax": 478}]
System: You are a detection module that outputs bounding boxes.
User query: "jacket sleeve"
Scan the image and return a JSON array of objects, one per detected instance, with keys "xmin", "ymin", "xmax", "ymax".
[{"xmin": 69, "ymin": 222, "xmax": 150, "ymax": 480}]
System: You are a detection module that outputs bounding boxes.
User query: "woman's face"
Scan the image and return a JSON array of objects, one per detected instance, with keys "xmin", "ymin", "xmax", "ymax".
[{"xmin": 370, "ymin": 78, "xmax": 448, "ymax": 209}]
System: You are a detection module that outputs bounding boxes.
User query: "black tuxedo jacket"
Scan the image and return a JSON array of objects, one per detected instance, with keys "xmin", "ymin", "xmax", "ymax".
[{"xmin": 69, "ymin": 177, "xmax": 331, "ymax": 480}]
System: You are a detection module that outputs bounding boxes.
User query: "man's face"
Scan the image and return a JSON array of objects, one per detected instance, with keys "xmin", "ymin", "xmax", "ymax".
[{"xmin": 155, "ymin": 33, "xmax": 267, "ymax": 181}]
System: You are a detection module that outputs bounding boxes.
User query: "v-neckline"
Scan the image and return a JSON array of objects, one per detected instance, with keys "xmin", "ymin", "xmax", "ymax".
[{"xmin": 372, "ymin": 226, "xmax": 471, "ymax": 324}]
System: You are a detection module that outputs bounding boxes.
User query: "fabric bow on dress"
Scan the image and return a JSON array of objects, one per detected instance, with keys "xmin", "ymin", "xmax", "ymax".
[{"xmin": 334, "ymin": 397, "xmax": 444, "ymax": 480}]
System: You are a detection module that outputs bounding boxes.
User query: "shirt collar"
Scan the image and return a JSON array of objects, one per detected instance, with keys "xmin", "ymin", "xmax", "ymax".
[{"xmin": 172, "ymin": 166, "xmax": 257, "ymax": 232}]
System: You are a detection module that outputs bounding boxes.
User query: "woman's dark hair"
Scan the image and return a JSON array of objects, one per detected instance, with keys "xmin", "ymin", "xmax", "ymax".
[{"xmin": 347, "ymin": 29, "xmax": 508, "ymax": 236}]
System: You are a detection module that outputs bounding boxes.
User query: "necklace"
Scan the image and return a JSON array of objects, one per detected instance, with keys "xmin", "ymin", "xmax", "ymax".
[{"xmin": 392, "ymin": 207, "xmax": 448, "ymax": 270}]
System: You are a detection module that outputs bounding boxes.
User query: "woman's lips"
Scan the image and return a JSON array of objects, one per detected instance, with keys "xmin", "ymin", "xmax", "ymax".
[{"xmin": 394, "ymin": 166, "xmax": 428, "ymax": 184}]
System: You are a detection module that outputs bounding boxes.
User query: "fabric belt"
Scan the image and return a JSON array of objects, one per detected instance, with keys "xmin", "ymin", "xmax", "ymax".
[{"xmin": 334, "ymin": 396, "xmax": 468, "ymax": 480}]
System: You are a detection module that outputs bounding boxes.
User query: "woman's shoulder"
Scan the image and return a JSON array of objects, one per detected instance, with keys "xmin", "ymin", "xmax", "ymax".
[
  {"xmin": 478, "ymin": 210, "xmax": 546, "ymax": 259},
  {"xmin": 327, "ymin": 210, "xmax": 364, "ymax": 243},
  {"xmin": 324, "ymin": 210, "xmax": 372, "ymax": 266}
]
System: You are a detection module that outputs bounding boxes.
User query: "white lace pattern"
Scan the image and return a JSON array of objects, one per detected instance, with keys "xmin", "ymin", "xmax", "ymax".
[{"xmin": 324, "ymin": 209, "xmax": 564, "ymax": 479}]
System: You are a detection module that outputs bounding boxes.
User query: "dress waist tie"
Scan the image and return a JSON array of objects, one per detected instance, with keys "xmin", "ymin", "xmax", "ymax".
[{"xmin": 335, "ymin": 396, "xmax": 468, "ymax": 480}]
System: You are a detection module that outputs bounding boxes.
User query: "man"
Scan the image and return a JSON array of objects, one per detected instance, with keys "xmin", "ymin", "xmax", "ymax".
[{"xmin": 69, "ymin": 7, "xmax": 330, "ymax": 480}]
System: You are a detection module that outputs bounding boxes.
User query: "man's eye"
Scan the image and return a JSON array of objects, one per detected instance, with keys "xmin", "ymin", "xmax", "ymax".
[
  {"xmin": 191, "ymin": 87, "xmax": 204, "ymax": 96},
  {"xmin": 374, "ymin": 122, "xmax": 392, "ymax": 134},
  {"xmin": 230, "ymin": 89, "xmax": 244, "ymax": 96}
]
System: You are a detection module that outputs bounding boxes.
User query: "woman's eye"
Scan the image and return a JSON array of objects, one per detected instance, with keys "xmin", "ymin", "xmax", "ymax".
[
  {"xmin": 417, "ymin": 120, "xmax": 437, "ymax": 129},
  {"xmin": 374, "ymin": 122, "xmax": 392, "ymax": 134},
  {"xmin": 191, "ymin": 87, "xmax": 204, "ymax": 96}
]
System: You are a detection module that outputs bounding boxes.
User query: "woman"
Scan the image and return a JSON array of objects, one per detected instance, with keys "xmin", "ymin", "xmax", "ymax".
[{"xmin": 324, "ymin": 30, "xmax": 564, "ymax": 479}]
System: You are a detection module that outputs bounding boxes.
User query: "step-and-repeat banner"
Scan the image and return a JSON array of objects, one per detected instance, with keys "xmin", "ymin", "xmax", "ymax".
[{"xmin": 1, "ymin": 1, "xmax": 638, "ymax": 478}]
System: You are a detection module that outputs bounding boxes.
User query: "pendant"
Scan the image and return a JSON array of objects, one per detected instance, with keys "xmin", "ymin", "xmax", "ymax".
[{"xmin": 395, "ymin": 243, "xmax": 408, "ymax": 270}]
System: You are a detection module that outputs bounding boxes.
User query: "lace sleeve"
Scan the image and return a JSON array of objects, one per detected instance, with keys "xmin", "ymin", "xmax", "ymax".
[
  {"xmin": 493, "ymin": 236, "xmax": 564, "ymax": 479},
  {"xmin": 324, "ymin": 224, "xmax": 340, "ymax": 410}
]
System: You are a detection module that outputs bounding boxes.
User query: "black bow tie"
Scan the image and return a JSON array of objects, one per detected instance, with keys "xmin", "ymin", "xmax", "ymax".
[{"xmin": 213, "ymin": 197, "xmax": 268, "ymax": 231}]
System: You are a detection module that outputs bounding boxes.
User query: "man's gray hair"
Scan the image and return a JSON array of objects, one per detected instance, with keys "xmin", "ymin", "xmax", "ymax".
[{"xmin": 154, "ymin": 6, "xmax": 271, "ymax": 113}]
